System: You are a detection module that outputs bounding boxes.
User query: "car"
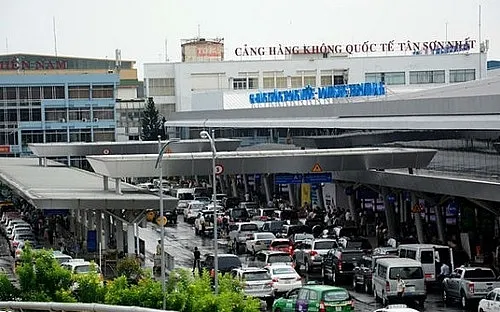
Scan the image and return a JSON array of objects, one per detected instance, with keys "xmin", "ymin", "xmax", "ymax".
[
  {"xmin": 9, "ymin": 227, "xmax": 33, "ymax": 240},
  {"xmin": 231, "ymin": 267, "xmax": 274, "ymax": 305},
  {"xmin": 183, "ymin": 201, "xmax": 206, "ymax": 224},
  {"xmin": 352, "ymin": 254, "xmax": 398, "ymax": 293},
  {"xmin": 337, "ymin": 236, "xmax": 373, "ymax": 254},
  {"xmin": 61, "ymin": 259, "xmax": 103, "ymax": 290},
  {"xmin": 271, "ymin": 284, "xmax": 354, "ymax": 312},
  {"xmin": 270, "ymin": 239, "xmax": 293, "ymax": 254},
  {"xmin": 246, "ymin": 232, "xmax": 276, "ymax": 254},
  {"xmin": 228, "ymin": 222, "xmax": 260, "ymax": 254},
  {"xmin": 238, "ymin": 202, "xmax": 260, "ymax": 217},
  {"xmin": 372, "ymin": 247, "xmax": 399, "ymax": 256},
  {"xmin": 261, "ymin": 220, "xmax": 285, "ymax": 235},
  {"xmin": 253, "ymin": 208, "xmax": 276, "ymax": 221},
  {"xmin": 201, "ymin": 253, "xmax": 242, "ymax": 275},
  {"xmin": 227, "ymin": 208, "xmax": 251, "ymax": 223},
  {"xmin": 293, "ymin": 239, "xmax": 338, "ymax": 273},
  {"xmin": 322, "ymin": 248, "xmax": 365, "ymax": 285},
  {"xmin": 194, "ymin": 209, "xmax": 216, "ymax": 237},
  {"xmin": 222, "ymin": 197, "xmax": 241, "ymax": 209},
  {"xmin": 52, "ymin": 250, "xmax": 73, "ymax": 265},
  {"xmin": 265, "ymin": 264, "xmax": 302, "ymax": 294},
  {"xmin": 252, "ymin": 250, "xmax": 294, "ymax": 268},
  {"xmin": 281, "ymin": 224, "xmax": 312, "ymax": 239},
  {"xmin": 373, "ymin": 304, "xmax": 420, "ymax": 312},
  {"xmin": 10, "ymin": 233, "xmax": 36, "ymax": 250},
  {"xmin": 478, "ymin": 287, "xmax": 500, "ymax": 312}
]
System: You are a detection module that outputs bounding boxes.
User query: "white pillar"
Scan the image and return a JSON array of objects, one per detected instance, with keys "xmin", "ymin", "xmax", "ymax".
[
  {"xmin": 96, "ymin": 210, "xmax": 102, "ymax": 252},
  {"xmin": 103, "ymin": 213, "xmax": 111, "ymax": 250},
  {"xmin": 116, "ymin": 219, "xmax": 124, "ymax": 253},
  {"xmin": 127, "ymin": 224, "xmax": 135, "ymax": 255}
]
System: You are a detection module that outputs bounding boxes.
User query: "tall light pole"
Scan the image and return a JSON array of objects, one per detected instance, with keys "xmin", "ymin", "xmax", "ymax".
[
  {"xmin": 155, "ymin": 135, "xmax": 179, "ymax": 310},
  {"xmin": 199, "ymin": 129, "xmax": 219, "ymax": 295}
]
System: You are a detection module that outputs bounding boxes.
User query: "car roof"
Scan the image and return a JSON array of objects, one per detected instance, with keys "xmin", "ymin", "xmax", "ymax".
[
  {"xmin": 258, "ymin": 250, "xmax": 289, "ymax": 255},
  {"xmin": 208, "ymin": 253, "xmax": 239, "ymax": 258},
  {"xmin": 398, "ymin": 244, "xmax": 449, "ymax": 249},
  {"xmin": 376, "ymin": 258, "xmax": 422, "ymax": 266},
  {"xmin": 235, "ymin": 267, "xmax": 268, "ymax": 273},
  {"xmin": 267, "ymin": 263, "xmax": 294, "ymax": 269},
  {"xmin": 312, "ymin": 238, "xmax": 337, "ymax": 242},
  {"xmin": 303, "ymin": 285, "xmax": 349, "ymax": 292}
]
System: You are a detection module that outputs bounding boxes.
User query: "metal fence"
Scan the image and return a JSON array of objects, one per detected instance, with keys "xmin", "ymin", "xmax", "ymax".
[{"xmin": 0, "ymin": 301, "xmax": 177, "ymax": 312}]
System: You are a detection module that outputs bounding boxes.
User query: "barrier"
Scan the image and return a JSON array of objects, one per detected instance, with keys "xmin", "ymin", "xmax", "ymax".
[{"xmin": 0, "ymin": 301, "xmax": 177, "ymax": 312}]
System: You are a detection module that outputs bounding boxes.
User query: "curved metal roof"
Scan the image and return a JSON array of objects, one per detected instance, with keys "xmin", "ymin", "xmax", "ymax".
[{"xmin": 86, "ymin": 147, "xmax": 437, "ymax": 178}]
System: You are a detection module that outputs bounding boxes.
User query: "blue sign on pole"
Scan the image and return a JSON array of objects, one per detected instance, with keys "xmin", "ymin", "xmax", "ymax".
[
  {"xmin": 87, "ymin": 230, "xmax": 97, "ymax": 253},
  {"xmin": 303, "ymin": 173, "xmax": 333, "ymax": 184},
  {"xmin": 274, "ymin": 174, "xmax": 303, "ymax": 185}
]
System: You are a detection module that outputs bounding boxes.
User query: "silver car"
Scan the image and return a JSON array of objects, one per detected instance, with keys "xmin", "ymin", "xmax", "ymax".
[{"xmin": 231, "ymin": 268, "xmax": 274, "ymax": 305}]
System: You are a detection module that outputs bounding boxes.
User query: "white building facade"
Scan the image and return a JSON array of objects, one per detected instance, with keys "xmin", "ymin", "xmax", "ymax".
[{"xmin": 144, "ymin": 52, "xmax": 486, "ymax": 114}]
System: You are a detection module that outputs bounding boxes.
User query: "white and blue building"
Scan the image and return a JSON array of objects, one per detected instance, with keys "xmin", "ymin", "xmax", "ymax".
[{"xmin": 0, "ymin": 73, "xmax": 119, "ymax": 160}]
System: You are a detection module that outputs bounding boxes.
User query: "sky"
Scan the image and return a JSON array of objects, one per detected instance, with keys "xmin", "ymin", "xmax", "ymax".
[{"xmin": 1, "ymin": 0, "xmax": 499, "ymax": 80}]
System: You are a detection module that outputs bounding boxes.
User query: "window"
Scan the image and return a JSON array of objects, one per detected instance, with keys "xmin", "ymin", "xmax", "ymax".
[
  {"xmin": 297, "ymin": 289, "xmax": 309, "ymax": 300},
  {"xmin": 18, "ymin": 87, "xmax": 28, "ymax": 100},
  {"xmin": 148, "ymin": 78, "xmax": 175, "ymax": 96},
  {"xmin": 92, "ymin": 85, "xmax": 114, "ymax": 98},
  {"xmin": 308, "ymin": 290, "xmax": 318, "ymax": 300},
  {"xmin": 334, "ymin": 75, "xmax": 345, "ymax": 85},
  {"xmin": 19, "ymin": 109, "xmax": 30, "ymax": 122},
  {"xmin": 43, "ymin": 86, "xmax": 53, "ymax": 99},
  {"xmin": 94, "ymin": 130, "xmax": 115, "ymax": 142},
  {"xmin": 323, "ymin": 290, "xmax": 349, "ymax": 302},
  {"xmin": 248, "ymin": 78, "xmax": 257, "ymax": 89},
  {"xmin": 365, "ymin": 72, "xmax": 405, "ymax": 85},
  {"xmin": 290, "ymin": 76, "xmax": 302, "ymax": 88},
  {"xmin": 420, "ymin": 251, "xmax": 434, "ymax": 264},
  {"xmin": 450, "ymin": 69, "xmax": 475, "ymax": 83},
  {"xmin": 232, "ymin": 78, "xmax": 247, "ymax": 90},
  {"xmin": 6, "ymin": 87, "xmax": 16, "ymax": 100},
  {"xmin": 93, "ymin": 108, "xmax": 114, "ymax": 120},
  {"xmin": 389, "ymin": 267, "xmax": 423, "ymax": 280},
  {"xmin": 276, "ymin": 77, "xmax": 287, "ymax": 88},
  {"xmin": 55, "ymin": 86, "xmax": 65, "ymax": 99},
  {"xmin": 46, "ymin": 130, "xmax": 67, "ymax": 143},
  {"xmin": 31, "ymin": 87, "xmax": 41, "ymax": 100},
  {"xmin": 263, "ymin": 77, "xmax": 274, "ymax": 89},
  {"xmin": 45, "ymin": 108, "xmax": 66, "ymax": 121},
  {"xmin": 68, "ymin": 108, "xmax": 90, "ymax": 121},
  {"xmin": 303, "ymin": 76, "xmax": 316, "ymax": 87},
  {"xmin": 406, "ymin": 250, "xmax": 417, "ymax": 259},
  {"xmin": 409, "ymin": 70, "xmax": 445, "ymax": 84},
  {"xmin": 68, "ymin": 86, "xmax": 90, "ymax": 99},
  {"xmin": 321, "ymin": 75, "xmax": 333, "ymax": 86}
]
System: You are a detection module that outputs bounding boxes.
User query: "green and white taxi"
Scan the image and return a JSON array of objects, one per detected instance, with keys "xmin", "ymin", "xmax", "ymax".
[{"xmin": 272, "ymin": 284, "xmax": 354, "ymax": 312}]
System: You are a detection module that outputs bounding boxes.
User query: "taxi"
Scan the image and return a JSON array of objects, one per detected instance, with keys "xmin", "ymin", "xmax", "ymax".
[{"xmin": 272, "ymin": 284, "xmax": 354, "ymax": 312}]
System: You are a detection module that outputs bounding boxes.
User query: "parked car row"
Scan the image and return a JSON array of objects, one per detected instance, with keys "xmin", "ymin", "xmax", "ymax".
[{"xmin": 1, "ymin": 211, "xmax": 38, "ymax": 258}]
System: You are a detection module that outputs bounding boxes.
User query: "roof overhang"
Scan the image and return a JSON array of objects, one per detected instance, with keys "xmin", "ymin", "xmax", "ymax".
[
  {"xmin": 28, "ymin": 139, "xmax": 241, "ymax": 157},
  {"xmin": 164, "ymin": 114, "xmax": 500, "ymax": 130},
  {"xmin": 0, "ymin": 158, "xmax": 177, "ymax": 211},
  {"xmin": 335, "ymin": 169, "xmax": 500, "ymax": 203},
  {"xmin": 86, "ymin": 147, "xmax": 437, "ymax": 178}
]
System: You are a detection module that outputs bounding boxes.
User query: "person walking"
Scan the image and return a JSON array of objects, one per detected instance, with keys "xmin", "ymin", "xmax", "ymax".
[
  {"xmin": 396, "ymin": 274, "xmax": 406, "ymax": 303},
  {"xmin": 193, "ymin": 247, "xmax": 201, "ymax": 276}
]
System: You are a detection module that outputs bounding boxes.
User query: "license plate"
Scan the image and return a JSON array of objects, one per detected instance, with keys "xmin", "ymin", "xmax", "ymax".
[
  {"xmin": 335, "ymin": 307, "xmax": 342, "ymax": 311},
  {"xmin": 283, "ymin": 280, "xmax": 291, "ymax": 284},
  {"xmin": 406, "ymin": 286, "xmax": 415, "ymax": 293}
]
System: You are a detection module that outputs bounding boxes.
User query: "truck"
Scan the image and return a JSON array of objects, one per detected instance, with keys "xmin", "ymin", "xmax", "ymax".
[{"xmin": 442, "ymin": 266, "xmax": 500, "ymax": 309}]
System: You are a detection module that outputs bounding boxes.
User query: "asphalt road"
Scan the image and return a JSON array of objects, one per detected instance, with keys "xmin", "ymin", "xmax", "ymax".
[{"xmin": 139, "ymin": 221, "xmax": 472, "ymax": 312}]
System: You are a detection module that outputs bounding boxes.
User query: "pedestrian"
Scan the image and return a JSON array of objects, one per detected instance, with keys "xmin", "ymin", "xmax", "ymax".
[
  {"xmin": 193, "ymin": 246, "xmax": 201, "ymax": 275},
  {"xmin": 396, "ymin": 274, "xmax": 406, "ymax": 303},
  {"xmin": 156, "ymin": 240, "xmax": 162, "ymax": 255}
]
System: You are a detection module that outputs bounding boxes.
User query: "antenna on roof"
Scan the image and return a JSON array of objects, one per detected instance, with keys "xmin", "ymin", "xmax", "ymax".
[{"xmin": 53, "ymin": 16, "xmax": 58, "ymax": 57}]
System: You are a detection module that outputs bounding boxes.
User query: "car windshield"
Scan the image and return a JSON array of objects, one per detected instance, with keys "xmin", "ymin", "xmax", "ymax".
[
  {"xmin": 243, "ymin": 271, "xmax": 270, "ymax": 281},
  {"xmin": 240, "ymin": 224, "xmax": 258, "ymax": 231},
  {"xmin": 323, "ymin": 290, "xmax": 350, "ymax": 302},
  {"xmin": 232, "ymin": 209, "xmax": 249, "ymax": 218},
  {"xmin": 271, "ymin": 241, "xmax": 290, "ymax": 248},
  {"xmin": 389, "ymin": 267, "xmax": 424, "ymax": 279},
  {"xmin": 191, "ymin": 204, "xmax": 206, "ymax": 210},
  {"xmin": 218, "ymin": 257, "xmax": 242, "ymax": 270},
  {"xmin": 261, "ymin": 210, "xmax": 274, "ymax": 217},
  {"xmin": 464, "ymin": 269, "xmax": 496, "ymax": 279},
  {"xmin": 272, "ymin": 267, "xmax": 295, "ymax": 275},
  {"xmin": 179, "ymin": 193, "xmax": 194, "ymax": 200},
  {"xmin": 341, "ymin": 251, "xmax": 364, "ymax": 261},
  {"xmin": 346, "ymin": 239, "xmax": 372, "ymax": 250},
  {"xmin": 315, "ymin": 241, "xmax": 337, "ymax": 250},
  {"xmin": 74, "ymin": 265, "xmax": 92, "ymax": 274},
  {"xmin": 256, "ymin": 233, "xmax": 275, "ymax": 240},
  {"xmin": 243, "ymin": 203, "xmax": 259, "ymax": 209},
  {"xmin": 17, "ymin": 234, "xmax": 35, "ymax": 240},
  {"xmin": 269, "ymin": 254, "xmax": 292, "ymax": 263}
]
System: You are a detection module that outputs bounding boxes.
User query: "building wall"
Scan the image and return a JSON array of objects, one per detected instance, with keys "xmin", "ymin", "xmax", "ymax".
[
  {"xmin": 144, "ymin": 52, "xmax": 486, "ymax": 112},
  {"xmin": 0, "ymin": 73, "xmax": 119, "ymax": 155}
]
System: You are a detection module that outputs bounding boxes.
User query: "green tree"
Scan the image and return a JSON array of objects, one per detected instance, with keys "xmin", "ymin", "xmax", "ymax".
[
  {"xmin": 141, "ymin": 97, "xmax": 164, "ymax": 141},
  {"xmin": 17, "ymin": 246, "xmax": 72, "ymax": 301},
  {"xmin": 0, "ymin": 274, "xmax": 16, "ymax": 301},
  {"xmin": 72, "ymin": 270, "xmax": 106, "ymax": 303},
  {"xmin": 116, "ymin": 256, "xmax": 143, "ymax": 283}
]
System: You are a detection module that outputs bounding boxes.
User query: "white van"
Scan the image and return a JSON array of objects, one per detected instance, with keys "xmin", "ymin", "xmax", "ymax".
[
  {"xmin": 170, "ymin": 188, "xmax": 195, "ymax": 202},
  {"xmin": 373, "ymin": 258, "xmax": 426, "ymax": 307},
  {"xmin": 398, "ymin": 244, "xmax": 454, "ymax": 284}
]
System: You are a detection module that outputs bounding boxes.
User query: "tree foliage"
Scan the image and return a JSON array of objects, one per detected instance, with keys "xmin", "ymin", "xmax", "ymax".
[
  {"xmin": 8, "ymin": 246, "xmax": 260, "ymax": 312},
  {"xmin": 141, "ymin": 97, "xmax": 165, "ymax": 141}
]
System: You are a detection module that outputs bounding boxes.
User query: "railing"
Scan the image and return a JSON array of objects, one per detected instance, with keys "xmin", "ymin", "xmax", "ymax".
[{"xmin": 0, "ymin": 301, "xmax": 177, "ymax": 312}]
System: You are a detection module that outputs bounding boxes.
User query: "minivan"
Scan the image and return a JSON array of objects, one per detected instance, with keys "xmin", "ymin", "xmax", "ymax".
[
  {"xmin": 372, "ymin": 258, "xmax": 426, "ymax": 307},
  {"xmin": 398, "ymin": 244, "xmax": 454, "ymax": 284}
]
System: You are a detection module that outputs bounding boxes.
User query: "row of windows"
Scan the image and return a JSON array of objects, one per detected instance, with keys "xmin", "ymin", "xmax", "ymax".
[
  {"xmin": 365, "ymin": 69, "xmax": 476, "ymax": 85},
  {"xmin": 45, "ymin": 108, "xmax": 114, "ymax": 121},
  {"xmin": 148, "ymin": 78, "xmax": 175, "ymax": 96},
  {"xmin": 0, "ymin": 128, "xmax": 115, "ymax": 145},
  {"xmin": 0, "ymin": 85, "xmax": 114, "ymax": 100},
  {"xmin": 235, "ymin": 74, "xmax": 348, "ymax": 90}
]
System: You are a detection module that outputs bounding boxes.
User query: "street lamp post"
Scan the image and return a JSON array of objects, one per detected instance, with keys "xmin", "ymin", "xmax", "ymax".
[
  {"xmin": 199, "ymin": 129, "xmax": 219, "ymax": 295},
  {"xmin": 155, "ymin": 135, "xmax": 179, "ymax": 310}
]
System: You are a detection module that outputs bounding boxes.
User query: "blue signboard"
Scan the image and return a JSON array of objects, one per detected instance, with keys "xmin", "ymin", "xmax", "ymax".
[
  {"xmin": 87, "ymin": 230, "xmax": 97, "ymax": 253},
  {"xmin": 274, "ymin": 174, "xmax": 303, "ymax": 185},
  {"xmin": 303, "ymin": 173, "xmax": 333, "ymax": 184},
  {"xmin": 249, "ymin": 82, "xmax": 385, "ymax": 105}
]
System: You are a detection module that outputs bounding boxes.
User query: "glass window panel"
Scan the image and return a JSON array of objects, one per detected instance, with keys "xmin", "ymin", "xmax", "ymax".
[
  {"xmin": 263, "ymin": 77, "xmax": 274, "ymax": 89},
  {"xmin": 385, "ymin": 72, "xmax": 405, "ymax": 85},
  {"xmin": 232, "ymin": 78, "xmax": 247, "ymax": 90},
  {"xmin": 6, "ymin": 87, "xmax": 16, "ymax": 100},
  {"xmin": 93, "ymin": 108, "xmax": 114, "ymax": 120},
  {"xmin": 55, "ymin": 86, "xmax": 65, "ymax": 99},
  {"xmin": 450, "ymin": 69, "xmax": 475, "ymax": 83},
  {"xmin": 148, "ymin": 78, "xmax": 175, "ymax": 96},
  {"xmin": 276, "ymin": 77, "xmax": 287, "ymax": 88},
  {"xmin": 248, "ymin": 78, "xmax": 258, "ymax": 89},
  {"xmin": 365, "ymin": 73, "xmax": 382, "ymax": 83},
  {"xmin": 31, "ymin": 87, "xmax": 41, "ymax": 100},
  {"xmin": 43, "ymin": 86, "xmax": 53, "ymax": 99},
  {"xmin": 304, "ymin": 76, "xmax": 316, "ymax": 87},
  {"xmin": 19, "ymin": 109, "xmax": 30, "ymax": 121},
  {"xmin": 68, "ymin": 86, "xmax": 90, "ymax": 99},
  {"xmin": 32, "ymin": 108, "xmax": 41, "ymax": 121},
  {"xmin": 18, "ymin": 87, "xmax": 28, "ymax": 100},
  {"xmin": 321, "ymin": 75, "xmax": 332, "ymax": 86},
  {"xmin": 92, "ymin": 85, "xmax": 114, "ymax": 98},
  {"xmin": 290, "ymin": 76, "xmax": 302, "ymax": 88},
  {"xmin": 0, "ymin": 87, "xmax": 4, "ymax": 100}
]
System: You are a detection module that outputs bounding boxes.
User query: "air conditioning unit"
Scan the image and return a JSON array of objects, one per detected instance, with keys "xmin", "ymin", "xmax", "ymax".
[
  {"xmin": 82, "ymin": 118, "xmax": 88, "ymax": 122},
  {"xmin": 94, "ymin": 118, "xmax": 99, "ymax": 122},
  {"xmin": 59, "ymin": 118, "xmax": 66, "ymax": 123}
]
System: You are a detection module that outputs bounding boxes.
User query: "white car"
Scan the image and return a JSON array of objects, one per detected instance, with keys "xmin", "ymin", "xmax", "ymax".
[
  {"xmin": 10, "ymin": 227, "xmax": 33, "ymax": 240},
  {"xmin": 6, "ymin": 219, "xmax": 29, "ymax": 235},
  {"xmin": 231, "ymin": 267, "xmax": 274, "ymax": 304},
  {"xmin": 11, "ymin": 233, "xmax": 36, "ymax": 250},
  {"xmin": 373, "ymin": 304, "xmax": 419, "ymax": 312},
  {"xmin": 246, "ymin": 232, "xmax": 276, "ymax": 254},
  {"xmin": 264, "ymin": 264, "xmax": 302, "ymax": 294},
  {"xmin": 478, "ymin": 288, "xmax": 500, "ymax": 312},
  {"xmin": 183, "ymin": 201, "xmax": 206, "ymax": 224}
]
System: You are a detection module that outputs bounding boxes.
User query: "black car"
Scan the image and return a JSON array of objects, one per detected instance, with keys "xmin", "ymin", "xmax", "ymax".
[
  {"xmin": 222, "ymin": 197, "xmax": 241, "ymax": 209},
  {"xmin": 322, "ymin": 248, "xmax": 364, "ymax": 285},
  {"xmin": 201, "ymin": 253, "xmax": 242, "ymax": 275},
  {"xmin": 352, "ymin": 254, "xmax": 398, "ymax": 293},
  {"xmin": 228, "ymin": 208, "xmax": 250, "ymax": 222}
]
